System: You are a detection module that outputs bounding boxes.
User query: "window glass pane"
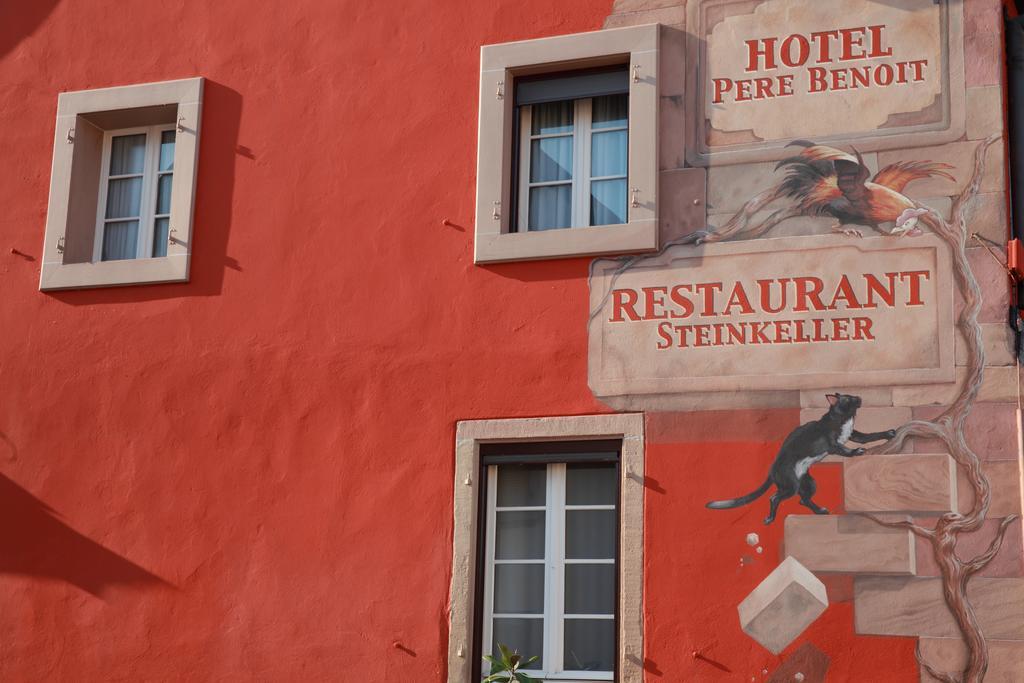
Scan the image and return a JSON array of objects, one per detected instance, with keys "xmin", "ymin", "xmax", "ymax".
[
  {"xmin": 492, "ymin": 618, "xmax": 543, "ymax": 670},
  {"xmin": 494, "ymin": 564, "xmax": 544, "ymax": 614},
  {"xmin": 101, "ymin": 220, "xmax": 139, "ymax": 261},
  {"xmin": 159, "ymin": 130, "xmax": 176, "ymax": 171},
  {"xmin": 566, "ymin": 464, "xmax": 617, "ymax": 506},
  {"xmin": 105, "ymin": 177, "xmax": 143, "ymax": 219},
  {"xmin": 591, "ymin": 179, "xmax": 627, "ymax": 226},
  {"xmin": 528, "ymin": 185, "xmax": 571, "ymax": 231},
  {"xmin": 565, "ymin": 509, "xmax": 616, "ymax": 559},
  {"xmin": 153, "ymin": 217, "xmax": 169, "ymax": 258},
  {"xmin": 156, "ymin": 174, "xmax": 173, "ymax": 215},
  {"xmin": 530, "ymin": 137, "xmax": 573, "ymax": 183},
  {"xmin": 591, "ymin": 130, "xmax": 627, "ymax": 177},
  {"xmin": 563, "ymin": 619, "xmax": 615, "ymax": 671},
  {"xmin": 496, "ymin": 464, "xmax": 546, "ymax": 507},
  {"xmin": 109, "ymin": 134, "xmax": 146, "ymax": 175},
  {"xmin": 495, "ymin": 511, "xmax": 545, "ymax": 560},
  {"xmin": 565, "ymin": 564, "xmax": 615, "ymax": 614},
  {"xmin": 592, "ymin": 93, "xmax": 628, "ymax": 129},
  {"xmin": 530, "ymin": 100, "xmax": 573, "ymax": 135}
]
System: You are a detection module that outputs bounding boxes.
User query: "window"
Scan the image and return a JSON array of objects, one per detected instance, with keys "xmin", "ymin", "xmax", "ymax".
[
  {"xmin": 448, "ymin": 414, "xmax": 644, "ymax": 683},
  {"xmin": 480, "ymin": 446, "xmax": 619, "ymax": 681},
  {"xmin": 515, "ymin": 70, "xmax": 629, "ymax": 232},
  {"xmin": 39, "ymin": 77, "xmax": 203, "ymax": 291},
  {"xmin": 95, "ymin": 126, "xmax": 176, "ymax": 262},
  {"xmin": 474, "ymin": 24, "xmax": 660, "ymax": 263}
]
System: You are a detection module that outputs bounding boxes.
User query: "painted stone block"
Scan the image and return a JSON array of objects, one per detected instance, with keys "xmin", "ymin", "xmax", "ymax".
[
  {"xmin": 784, "ymin": 515, "xmax": 915, "ymax": 575},
  {"xmin": 956, "ymin": 460, "xmax": 1023, "ymax": 518},
  {"xmin": 843, "ymin": 454, "xmax": 956, "ymax": 513},
  {"xmin": 955, "ymin": 323, "xmax": 1015, "ymax": 367},
  {"xmin": 967, "ymin": 191, "xmax": 1009, "ymax": 244},
  {"xmin": 800, "ymin": 388, "xmax": 892, "ymax": 409},
  {"xmin": 876, "ymin": 140, "xmax": 1005, "ymax": 198},
  {"xmin": 917, "ymin": 638, "xmax": 1024, "ymax": 682},
  {"xmin": 966, "ymin": 86, "xmax": 1004, "ymax": 140},
  {"xmin": 915, "ymin": 517, "xmax": 1023, "ymax": 579},
  {"xmin": 738, "ymin": 556, "xmax": 828, "ymax": 654},
  {"xmin": 854, "ymin": 577, "xmax": 1024, "ymax": 638},
  {"xmin": 963, "ymin": 245, "xmax": 1012, "ymax": 324},
  {"xmin": 767, "ymin": 642, "xmax": 830, "ymax": 683},
  {"xmin": 965, "ymin": 0, "xmax": 1002, "ymax": 87},
  {"xmin": 892, "ymin": 366, "xmax": 1017, "ymax": 406},
  {"xmin": 913, "ymin": 403, "xmax": 1018, "ymax": 460},
  {"xmin": 603, "ymin": 4, "xmax": 684, "ymax": 29}
]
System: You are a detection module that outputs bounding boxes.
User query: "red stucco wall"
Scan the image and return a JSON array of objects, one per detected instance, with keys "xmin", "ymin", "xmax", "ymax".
[{"xmin": 0, "ymin": 1, "xmax": 920, "ymax": 680}]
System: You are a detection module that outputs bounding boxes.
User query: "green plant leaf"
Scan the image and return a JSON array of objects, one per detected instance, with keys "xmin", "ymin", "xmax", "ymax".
[{"xmin": 513, "ymin": 672, "xmax": 534, "ymax": 682}]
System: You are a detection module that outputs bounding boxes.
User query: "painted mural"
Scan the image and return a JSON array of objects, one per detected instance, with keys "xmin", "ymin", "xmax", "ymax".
[
  {"xmin": 589, "ymin": 131, "xmax": 1015, "ymax": 681},
  {"xmin": 581, "ymin": 0, "xmax": 1024, "ymax": 678}
]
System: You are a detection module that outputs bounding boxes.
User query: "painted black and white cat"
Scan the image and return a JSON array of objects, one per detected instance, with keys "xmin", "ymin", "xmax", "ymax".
[{"xmin": 705, "ymin": 393, "xmax": 896, "ymax": 524}]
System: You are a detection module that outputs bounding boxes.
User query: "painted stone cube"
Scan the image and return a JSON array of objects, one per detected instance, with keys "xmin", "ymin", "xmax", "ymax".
[{"xmin": 738, "ymin": 556, "xmax": 828, "ymax": 654}]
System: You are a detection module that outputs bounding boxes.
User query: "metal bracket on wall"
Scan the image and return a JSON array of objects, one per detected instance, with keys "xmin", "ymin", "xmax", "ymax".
[
  {"xmin": 1007, "ymin": 237, "xmax": 1024, "ymax": 279},
  {"xmin": 1003, "ymin": 238, "xmax": 1024, "ymax": 361}
]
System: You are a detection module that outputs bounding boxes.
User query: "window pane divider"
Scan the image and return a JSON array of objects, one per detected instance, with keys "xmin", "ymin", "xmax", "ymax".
[
  {"xmin": 562, "ymin": 558, "xmax": 615, "ymax": 564},
  {"xmin": 529, "ymin": 131, "xmax": 573, "ymax": 141},
  {"xmin": 482, "ymin": 464, "xmax": 498, "ymax": 674},
  {"xmin": 573, "ymin": 98, "xmax": 591, "ymax": 229},
  {"xmin": 526, "ymin": 179, "xmax": 572, "ymax": 189},
  {"xmin": 516, "ymin": 106, "xmax": 532, "ymax": 233},
  {"xmin": 549, "ymin": 463, "xmax": 566, "ymax": 676}
]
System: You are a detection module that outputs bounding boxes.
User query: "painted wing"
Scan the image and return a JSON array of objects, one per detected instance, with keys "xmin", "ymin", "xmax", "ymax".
[
  {"xmin": 835, "ymin": 149, "xmax": 870, "ymax": 205},
  {"xmin": 872, "ymin": 161, "xmax": 955, "ymax": 192}
]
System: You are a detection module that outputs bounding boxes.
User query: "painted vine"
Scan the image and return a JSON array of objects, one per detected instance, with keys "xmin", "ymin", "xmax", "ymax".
[{"xmin": 588, "ymin": 135, "xmax": 1017, "ymax": 682}]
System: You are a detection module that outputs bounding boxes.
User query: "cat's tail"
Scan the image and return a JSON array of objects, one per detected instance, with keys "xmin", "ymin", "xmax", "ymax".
[{"xmin": 705, "ymin": 477, "xmax": 772, "ymax": 510}]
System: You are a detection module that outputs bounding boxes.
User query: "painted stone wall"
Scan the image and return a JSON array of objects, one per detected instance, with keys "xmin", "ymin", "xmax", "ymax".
[{"xmin": 601, "ymin": 0, "xmax": 1023, "ymax": 680}]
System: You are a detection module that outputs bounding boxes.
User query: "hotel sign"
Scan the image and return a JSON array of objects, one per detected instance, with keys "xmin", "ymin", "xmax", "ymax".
[
  {"xmin": 685, "ymin": 0, "xmax": 964, "ymax": 165},
  {"xmin": 587, "ymin": 235, "xmax": 954, "ymax": 396}
]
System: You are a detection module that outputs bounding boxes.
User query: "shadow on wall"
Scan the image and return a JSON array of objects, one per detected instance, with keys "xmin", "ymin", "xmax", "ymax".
[
  {"xmin": 0, "ymin": 471, "xmax": 171, "ymax": 598},
  {"xmin": 0, "ymin": 0, "xmax": 60, "ymax": 60},
  {"xmin": 49, "ymin": 80, "xmax": 244, "ymax": 305}
]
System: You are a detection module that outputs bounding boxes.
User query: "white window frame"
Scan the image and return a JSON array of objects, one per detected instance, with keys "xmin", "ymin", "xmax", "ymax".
[
  {"xmin": 39, "ymin": 77, "xmax": 203, "ymax": 291},
  {"xmin": 448, "ymin": 414, "xmax": 644, "ymax": 683},
  {"xmin": 93, "ymin": 124, "xmax": 176, "ymax": 262},
  {"xmin": 481, "ymin": 462, "xmax": 617, "ymax": 682},
  {"xmin": 474, "ymin": 24, "xmax": 659, "ymax": 263},
  {"xmin": 517, "ymin": 97, "xmax": 629, "ymax": 232}
]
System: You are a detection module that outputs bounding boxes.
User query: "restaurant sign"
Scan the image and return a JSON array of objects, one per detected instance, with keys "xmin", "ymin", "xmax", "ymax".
[{"xmin": 587, "ymin": 235, "xmax": 953, "ymax": 396}]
